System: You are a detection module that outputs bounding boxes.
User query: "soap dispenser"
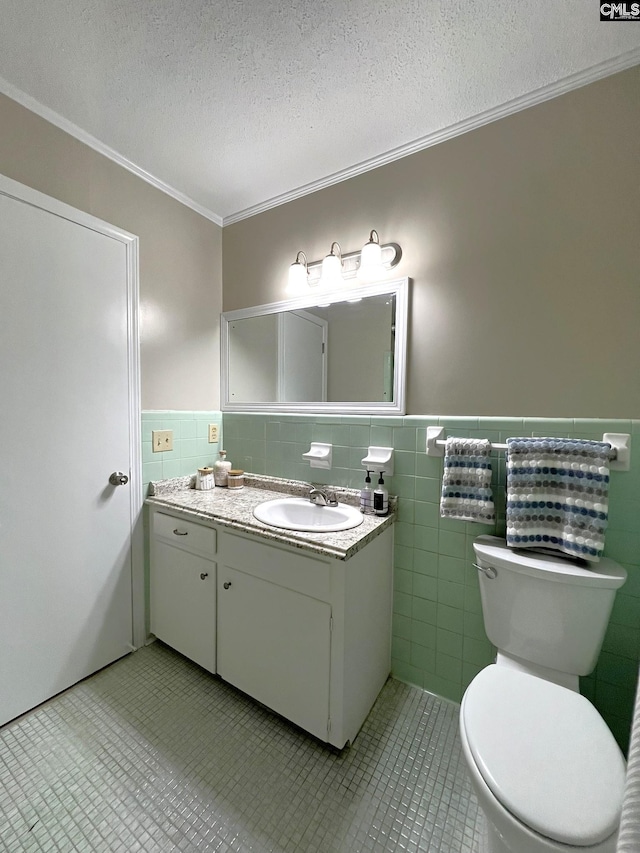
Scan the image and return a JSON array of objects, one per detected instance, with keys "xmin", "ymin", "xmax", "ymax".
[
  {"xmin": 213, "ymin": 450, "xmax": 232, "ymax": 487},
  {"xmin": 360, "ymin": 470, "xmax": 374, "ymax": 515},
  {"xmin": 373, "ymin": 472, "xmax": 389, "ymax": 516}
]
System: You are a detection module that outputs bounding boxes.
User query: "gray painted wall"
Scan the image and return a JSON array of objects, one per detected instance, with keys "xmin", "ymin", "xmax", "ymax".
[
  {"xmin": 0, "ymin": 93, "xmax": 222, "ymax": 411},
  {"xmin": 222, "ymin": 67, "xmax": 640, "ymax": 418}
]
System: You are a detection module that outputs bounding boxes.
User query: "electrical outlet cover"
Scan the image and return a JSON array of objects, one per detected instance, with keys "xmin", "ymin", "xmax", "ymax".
[{"xmin": 208, "ymin": 423, "xmax": 219, "ymax": 443}]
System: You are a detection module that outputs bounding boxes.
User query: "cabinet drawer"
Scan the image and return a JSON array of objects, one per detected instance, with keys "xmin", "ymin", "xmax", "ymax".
[
  {"xmin": 153, "ymin": 511, "xmax": 216, "ymax": 556},
  {"xmin": 219, "ymin": 531, "xmax": 330, "ymax": 601}
]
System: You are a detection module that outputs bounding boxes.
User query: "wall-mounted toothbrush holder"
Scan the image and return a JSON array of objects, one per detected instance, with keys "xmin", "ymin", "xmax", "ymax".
[
  {"xmin": 361, "ymin": 446, "xmax": 394, "ymax": 476},
  {"xmin": 302, "ymin": 442, "xmax": 333, "ymax": 469}
]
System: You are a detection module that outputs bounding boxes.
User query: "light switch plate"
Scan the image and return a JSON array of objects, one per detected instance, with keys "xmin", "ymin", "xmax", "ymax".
[
  {"xmin": 152, "ymin": 429, "xmax": 173, "ymax": 452},
  {"xmin": 208, "ymin": 423, "xmax": 219, "ymax": 443}
]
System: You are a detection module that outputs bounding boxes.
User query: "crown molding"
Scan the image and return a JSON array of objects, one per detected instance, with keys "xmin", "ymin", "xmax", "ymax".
[
  {"xmin": 0, "ymin": 75, "xmax": 224, "ymax": 227},
  {"xmin": 223, "ymin": 48, "xmax": 640, "ymax": 226},
  {"xmin": 2, "ymin": 46, "xmax": 638, "ymax": 231}
]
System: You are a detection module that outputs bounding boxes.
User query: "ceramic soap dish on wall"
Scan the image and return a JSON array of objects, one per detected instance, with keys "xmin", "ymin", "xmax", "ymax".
[
  {"xmin": 361, "ymin": 446, "xmax": 394, "ymax": 475},
  {"xmin": 303, "ymin": 442, "xmax": 333, "ymax": 469}
]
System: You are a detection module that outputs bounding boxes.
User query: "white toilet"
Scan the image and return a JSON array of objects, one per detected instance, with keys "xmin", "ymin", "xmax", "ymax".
[{"xmin": 460, "ymin": 535, "xmax": 628, "ymax": 853}]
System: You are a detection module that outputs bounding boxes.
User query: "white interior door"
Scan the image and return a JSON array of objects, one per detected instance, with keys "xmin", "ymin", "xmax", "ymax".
[
  {"xmin": 0, "ymin": 177, "xmax": 140, "ymax": 726},
  {"xmin": 278, "ymin": 310, "xmax": 327, "ymax": 402}
]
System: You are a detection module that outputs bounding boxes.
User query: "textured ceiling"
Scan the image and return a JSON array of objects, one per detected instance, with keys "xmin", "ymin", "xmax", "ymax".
[{"xmin": 0, "ymin": 1, "xmax": 639, "ymax": 224}]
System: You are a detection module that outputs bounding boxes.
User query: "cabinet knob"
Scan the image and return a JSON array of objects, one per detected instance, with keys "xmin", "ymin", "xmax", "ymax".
[
  {"xmin": 173, "ymin": 529, "xmax": 188, "ymax": 536},
  {"xmin": 200, "ymin": 572, "xmax": 209, "ymax": 580},
  {"xmin": 223, "ymin": 581, "xmax": 232, "ymax": 589}
]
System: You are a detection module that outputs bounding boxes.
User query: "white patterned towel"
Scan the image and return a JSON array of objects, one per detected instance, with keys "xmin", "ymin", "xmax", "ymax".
[
  {"xmin": 506, "ymin": 437, "xmax": 611, "ymax": 561},
  {"xmin": 440, "ymin": 437, "xmax": 495, "ymax": 523}
]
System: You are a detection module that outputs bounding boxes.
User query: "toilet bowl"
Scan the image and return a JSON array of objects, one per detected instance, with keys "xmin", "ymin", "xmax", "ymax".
[{"xmin": 460, "ymin": 666, "xmax": 626, "ymax": 853}]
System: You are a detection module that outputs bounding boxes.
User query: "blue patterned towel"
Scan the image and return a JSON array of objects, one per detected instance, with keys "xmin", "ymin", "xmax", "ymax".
[
  {"xmin": 506, "ymin": 437, "xmax": 612, "ymax": 561},
  {"xmin": 440, "ymin": 437, "xmax": 495, "ymax": 523}
]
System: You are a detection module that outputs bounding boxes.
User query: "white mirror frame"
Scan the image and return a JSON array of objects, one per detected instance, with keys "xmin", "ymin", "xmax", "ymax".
[{"xmin": 221, "ymin": 277, "xmax": 409, "ymax": 415}]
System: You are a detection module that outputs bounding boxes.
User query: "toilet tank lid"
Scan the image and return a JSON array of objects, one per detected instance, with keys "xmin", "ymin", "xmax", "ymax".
[
  {"xmin": 473, "ymin": 535, "xmax": 627, "ymax": 589},
  {"xmin": 462, "ymin": 665, "xmax": 626, "ymax": 847}
]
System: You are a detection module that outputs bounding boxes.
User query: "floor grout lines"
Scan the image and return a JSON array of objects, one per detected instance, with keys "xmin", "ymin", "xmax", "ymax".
[{"xmin": 0, "ymin": 642, "xmax": 480, "ymax": 852}]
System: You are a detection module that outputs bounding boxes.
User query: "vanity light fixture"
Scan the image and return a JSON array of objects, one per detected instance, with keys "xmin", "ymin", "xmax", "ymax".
[
  {"xmin": 287, "ymin": 250, "xmax": 310, "ymax": 294},
  {"xmin": 357, "ymin": 230, "xmax": 383, "ymax": 281},
  {"xmin": 287, "ymin": 231, "xmax": 402, "ymax": 293},
  {"xmin": 319, "ymin": 241, "xmax": 343, "ymax": 288}
]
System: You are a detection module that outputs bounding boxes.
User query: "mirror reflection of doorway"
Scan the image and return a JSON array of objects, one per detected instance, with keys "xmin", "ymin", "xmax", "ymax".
[
  {"xmin": 278, "ymin": 310, "xmax": 328, "ymax": 402},
  {"xmin": 221, "ymin": 278, "xmax": 408, "ymax": 414}
]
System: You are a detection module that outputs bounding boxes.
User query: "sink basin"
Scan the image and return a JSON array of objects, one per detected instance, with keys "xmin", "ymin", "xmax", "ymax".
[{"xmin": 253, "ymin": 497, "xmax": 364, "ymax": 533}]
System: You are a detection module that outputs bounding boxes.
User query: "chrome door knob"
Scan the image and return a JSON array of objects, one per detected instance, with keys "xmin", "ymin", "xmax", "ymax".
[{"xmin": 109, "ymin": 472, "xmax": 129, "ymax": 486}]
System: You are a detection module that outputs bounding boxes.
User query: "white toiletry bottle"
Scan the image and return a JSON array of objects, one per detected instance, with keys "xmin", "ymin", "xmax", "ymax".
[
  {"xmin": 360, "ymin": 470, "xmax": 374, "ymax": 515},
  {"xmin": 213, "ymin": 450, "xmax": 232, "ymax": 487},
  {"xmin": 373, "ymin": 472, "xmax": 389, "ymax": 516}
]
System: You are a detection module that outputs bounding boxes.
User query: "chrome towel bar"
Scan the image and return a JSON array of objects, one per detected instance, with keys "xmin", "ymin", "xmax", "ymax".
[{"xmin": 425, "ymin": 427, "xmax": 630, "ymax": 471}]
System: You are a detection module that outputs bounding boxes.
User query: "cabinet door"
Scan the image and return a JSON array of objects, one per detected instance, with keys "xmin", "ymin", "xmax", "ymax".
[
  {"xmin": 218, "ymin": 566, "xmax": 331, "ymax": 742},
  {"xmin": 151, "ymin": 540, "xmax": 216, "ymax": 674}
]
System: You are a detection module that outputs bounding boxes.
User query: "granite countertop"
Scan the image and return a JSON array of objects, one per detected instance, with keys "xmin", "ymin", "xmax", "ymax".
[{"xmin": 145, "ymin": 473, "xmax": 395, "ymax": 561}]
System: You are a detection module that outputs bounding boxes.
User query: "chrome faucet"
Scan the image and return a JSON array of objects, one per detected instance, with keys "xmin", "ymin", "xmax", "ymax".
[{"xmin": 309, "ymin": 487, "xmax": 338, "ymax": 507}]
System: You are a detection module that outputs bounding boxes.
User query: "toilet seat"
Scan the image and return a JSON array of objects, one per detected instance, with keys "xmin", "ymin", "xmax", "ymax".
[{"xmin": 462, "ymin": 666, "xmax": 626, "ymax": 847}]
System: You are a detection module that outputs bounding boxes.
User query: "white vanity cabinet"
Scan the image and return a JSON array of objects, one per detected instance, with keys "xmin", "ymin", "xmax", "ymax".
[
  {"xmin": 149, "ymin": 504, "xmax": 393, "ymax": 749},
  {"xmin": 150, "ymin": 511, "xmax": 217, "ymax": 674},
  {"xmin": 216, "ymin": 527, "xmax": 393, "ymax": 748}
]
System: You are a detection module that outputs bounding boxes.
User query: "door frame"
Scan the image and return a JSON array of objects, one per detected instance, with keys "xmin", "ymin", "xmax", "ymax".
[{"xmin": 0, "ymin": 173, "xmax": 144, "ymax": 649}]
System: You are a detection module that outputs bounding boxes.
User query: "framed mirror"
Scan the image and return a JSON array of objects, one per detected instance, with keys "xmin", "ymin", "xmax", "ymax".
[{"xmin": 221, "ymin": 277, "xmax": 409, "ymax": 414}]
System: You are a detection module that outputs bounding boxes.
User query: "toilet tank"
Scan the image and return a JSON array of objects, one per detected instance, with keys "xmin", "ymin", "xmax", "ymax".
[{"xmin": 473, "ymin": 536, "xmax": 627, "ymax": 676}]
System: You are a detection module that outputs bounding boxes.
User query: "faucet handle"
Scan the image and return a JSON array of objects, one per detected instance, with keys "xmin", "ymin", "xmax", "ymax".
[
  {"xmin": 309, "ymin": 485, "xmax": 339, "ymax": 506},
  {"xmin": 325, "ymin": 489, "xmax": 338, "ymax": 507}
]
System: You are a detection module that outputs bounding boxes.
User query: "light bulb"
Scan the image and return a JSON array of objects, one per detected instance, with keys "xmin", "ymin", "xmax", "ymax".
[
  {"xmin": 319, "ymin": 242, "xmax": 343, "ymax": 288},
  {"xmin": 357, "ymin": 230, "xmax": 383, "ymax": 281},
  {"xmin": 287, "ymin": 251, "xmax": 308, "ymax": 294}
]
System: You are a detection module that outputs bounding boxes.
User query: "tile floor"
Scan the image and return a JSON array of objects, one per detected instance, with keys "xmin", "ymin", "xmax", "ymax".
[{"xmin": 0, "ymin": 643, "xmax": 480, "ymax": 853}]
